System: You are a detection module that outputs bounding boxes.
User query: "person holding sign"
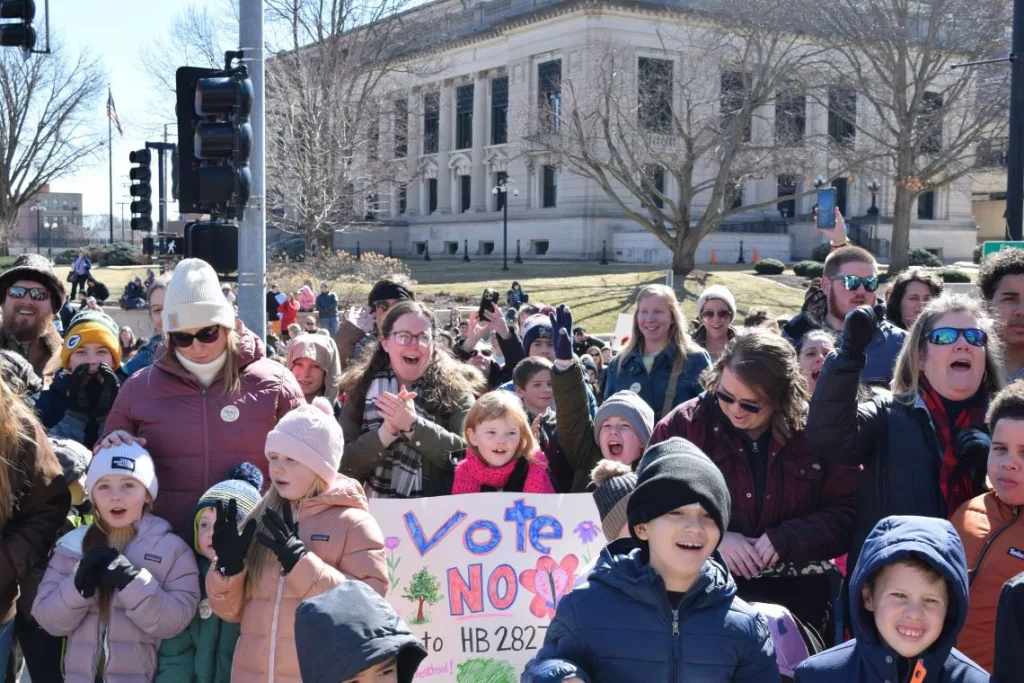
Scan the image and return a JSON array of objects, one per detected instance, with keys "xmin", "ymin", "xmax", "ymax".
[{"xmin": 523, "ymin": 437, "xmax": 778, "ymax": 683}]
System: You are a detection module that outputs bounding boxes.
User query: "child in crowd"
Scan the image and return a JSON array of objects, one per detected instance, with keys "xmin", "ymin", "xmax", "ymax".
[
  {"xmin": 49, "ymin": 437, "xmax": 94, "ymax": 533},
  {"xmin": 156, "ymin": 463, "xmax": 264, "ymax": 683},
  {"xmin": 523, "ymin": 437, "xmax": 778, "ymax": 682},
  {"xmin": 31, "ymin": 444, "xmax": 201, "ymax": 683},
  {"xmin": 794, "ymin": 515, "xmax": 987, "ymax": 683},
  {"xmin": 206, "ymin": 399, "xmax": 388, "ymax": 683},
  {"xmin": 452, "ymin": 391, "xmax": 555, "ymax": 494},
  {"xmin": 515, "ymin": 356, "xmax": 554, "ymax": 417},
  {"xmin": 574, "ymin": 459, "xmax": 638, "ymax": 586},
  {"xmin": 512, "ymin": 356, "xmax": 570, "ymax": 490},
  {"xmin": 36, "ymin": 309, "xmax": 122, "ymax": 448},
  {"xmin": 951, "ymin": 381, "xmax": 1024, "ymax": 673},
  {"xmin": 295, "ymin": 581, "xmax": 428, "ymax": 683}
]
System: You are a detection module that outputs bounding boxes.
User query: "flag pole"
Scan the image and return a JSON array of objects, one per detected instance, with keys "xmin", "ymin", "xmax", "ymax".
[{"xmin": 108, "ymin": 112, "xmax": 114, "ymax": 244}]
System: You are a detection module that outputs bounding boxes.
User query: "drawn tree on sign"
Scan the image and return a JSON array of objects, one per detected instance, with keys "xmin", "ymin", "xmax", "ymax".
[
  {"xmin": 457, "ymin": 657, "xmax": 516, "ymax": 683},
  {"xmin": 401, "ymin": 567, "xmax": 444, "ymax": 624}
]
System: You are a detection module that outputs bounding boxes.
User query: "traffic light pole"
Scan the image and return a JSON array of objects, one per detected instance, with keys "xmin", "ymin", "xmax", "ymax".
[
  {"xmin": 238, "ymin": 0, "xmax": 266, "ymax": 336},
  {"xmin": 1008, "ymin": 0, "xmax": 1024, "ymax": 240}
]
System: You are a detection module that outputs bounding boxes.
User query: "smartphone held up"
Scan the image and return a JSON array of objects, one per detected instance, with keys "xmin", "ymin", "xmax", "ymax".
[{"xmin": 816, "ymin": 188, "xmax": 837, "ymax": 230}]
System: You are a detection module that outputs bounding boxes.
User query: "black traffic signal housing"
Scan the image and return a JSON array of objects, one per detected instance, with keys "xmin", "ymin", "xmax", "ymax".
[
  {"xmin": 129, "ymin": 148, "xmax": 153, "ymax": 231},
  {"xmin": 185, "ymin": 222, "xmax": 237, "ymax": 274},
  {"xmin": 175, "ymin": 63, "xmax": 252, "ymax": 219},
  {"xmin": 0, "ymin": 0, "xmax": 35, "ymax": 53}
]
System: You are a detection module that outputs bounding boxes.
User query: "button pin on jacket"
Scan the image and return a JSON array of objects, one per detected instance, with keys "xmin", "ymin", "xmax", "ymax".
[
  {"xmin": 630, "ymin": 383, "xmax": 642, "ymax": 393},
  {"xmin": 221, "ymin": 405, "xmax": 240, "ymax": 423}
]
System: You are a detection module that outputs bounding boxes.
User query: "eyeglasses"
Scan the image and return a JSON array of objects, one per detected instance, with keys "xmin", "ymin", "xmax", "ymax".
[
  {"xmin": 7, "ymin": 285, "xmax": 49, "ymax": 301},
  {"xmin": 701, "ymin": 309, "xmax": 732, "ymax": 320},
  {"xmin": 715, "ymin": 389, "xmax": 762, "ymax": 414},
  {"xmin": 927, "ymin": 327, "xmax": 987, "ymax": 347},
  {"xmin": 469, "ymin": 347, "xmax": 494, "ymax": 358},
  {"xmin": 389, "ymin": 331, "xmax": 432, "ymax": 347},
  {"xmin": 372, "ymin": 300, "xmax": 392, "ymax": 313},
  {"xmin": 168, "ymin": 325, "xmax": 222, "ymax": 349},
  {"xmin": 831, "ymin": 275, "xmax": 879, "ymax": 293}
]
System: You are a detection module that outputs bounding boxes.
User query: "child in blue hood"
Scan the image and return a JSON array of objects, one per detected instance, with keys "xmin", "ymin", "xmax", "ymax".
[
  {"xmin": 794, "ymin": 515, "xmax": 988, "ymax": 683},
  {"xmin": 522, "ymin": 437, "xmax": 778, "ymax": 683}
]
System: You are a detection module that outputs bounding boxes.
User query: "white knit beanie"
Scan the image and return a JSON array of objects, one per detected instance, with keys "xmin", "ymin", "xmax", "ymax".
[
  {"xmin": 264, "ymin": 398, "xmax": 342, "ymax": 484},
  {"xmin": 162, "ymin": 258, "xmax": 236, "ymax": 333},
  {"xmin": 697, "ymin": 285, "xmax": 736, "ymax": 316},
  {"xmin": 86, "ymin": 443, "xmax": 159, "ymax": 501}
]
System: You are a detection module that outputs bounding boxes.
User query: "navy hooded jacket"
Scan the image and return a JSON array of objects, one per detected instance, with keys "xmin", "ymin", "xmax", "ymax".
[
  {"xmin": 522, "ymin": 546, "xmax": 778, "ymax": 683},
  {"xmin": 794, "ymin": 516, "xmax": 988, "ymax": 683}
]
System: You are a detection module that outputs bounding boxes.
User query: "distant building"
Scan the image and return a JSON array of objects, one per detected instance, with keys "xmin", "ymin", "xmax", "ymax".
[{"xmin": 13, "ymin": 186, "xmax": 85, "ymax": 251}]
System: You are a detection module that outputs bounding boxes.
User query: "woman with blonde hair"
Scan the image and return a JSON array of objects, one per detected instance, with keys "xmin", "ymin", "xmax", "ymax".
[
  {"xmin": 96, "ymin": 259, "xmax": 304, "ymax": 537},
  {"xmin": 603, "ymin": 284, "xmax": 712, "ymax": 420},
  {"xmin": 808, "ymin": 294, "xmax": 1003, "ymax": 570}
]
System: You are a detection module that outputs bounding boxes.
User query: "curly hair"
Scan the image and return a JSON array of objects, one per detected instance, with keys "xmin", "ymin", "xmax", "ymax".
[
  {"xmin": 701, "ymin": 328, "xmax": 809, "ymax": 439},
  {"xmin": 979, "ymin": 247, "xmax": 1024, "ymax": 301},
  {"xmin": 885, "ymin": 270, "xmax": 943, "ymax": 329},
  {"xmin": 339, "ymin": 300, "xmax": 485, "ymax": 416}
]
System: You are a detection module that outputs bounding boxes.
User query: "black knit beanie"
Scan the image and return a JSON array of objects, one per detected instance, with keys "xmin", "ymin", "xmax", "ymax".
[{"xmin": 627, "ymin": 437, "xmax": 731, "ymax": 549}]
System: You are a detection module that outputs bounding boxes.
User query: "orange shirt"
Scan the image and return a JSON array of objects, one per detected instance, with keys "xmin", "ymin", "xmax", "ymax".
[{"xmin": 950, "ymin": 491, "xmax": 1024, "ymax": 673}]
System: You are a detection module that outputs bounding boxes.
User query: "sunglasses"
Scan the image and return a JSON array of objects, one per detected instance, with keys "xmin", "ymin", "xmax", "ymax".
[
  {"xmin": 715, "ymin": 389, "xmax": 762, "ymax": 414},
  {"xmin": 701, "ymin": 309, "xmax": 731, "ymax": 320},
  {"xmin": 168, "ymin": 325, "xmax": 222, "ymax": 348},
  {"xmin": 588, "ymin": 351, "xmax": 600, "ymax": 357},
  {"xmin": 469, "ymin": 347, "xmax": 494, "ymax": 358},
  {"xmin": 7, "ymin": 285, "xmax": 50, "ymax": 301},
  {"xmin": 372, "ymin": 300, "xmax": 392, "ymax": 313},
  {"xmin": 927, "ymin": 327, "xmax": 987, "ymax": 347},
  {"xmin": 831, "ymin": 275, "xmax": 879, "ymax": 293}
]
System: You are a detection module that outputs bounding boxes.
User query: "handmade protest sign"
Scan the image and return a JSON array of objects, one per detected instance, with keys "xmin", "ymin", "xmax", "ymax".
[{"xmin": 368, "ymin": 493, "xmax": 602, "ymax": 682}]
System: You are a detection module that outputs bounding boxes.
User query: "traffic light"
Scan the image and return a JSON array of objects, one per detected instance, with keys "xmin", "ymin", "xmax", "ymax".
[
  {"xmin": 175, "ymin": 64, "xmax": 252, "ymax": 219},
  {"xmin": 0, "ymin": 0, "xmax": 35, "ymax": 53},
  {"xmin": 129, "ymin": 148, "xmax": 153, "ymax": 231},
  {"xmin": 185, "ymin": 222, "xmax": 237, "ymax": 273}
]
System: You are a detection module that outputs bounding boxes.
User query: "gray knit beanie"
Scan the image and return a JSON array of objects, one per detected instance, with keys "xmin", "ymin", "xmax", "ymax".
[
  {"xmin": 590, "ymin": 460, "xmax": 637, "ymax": 542},
  {"xmin": 594, "ymin": 391, "xmax": 655, "ymax": 445},
  {"xmin": 697, "ymin": 285, "xmax": 736, "ymax": 316}
]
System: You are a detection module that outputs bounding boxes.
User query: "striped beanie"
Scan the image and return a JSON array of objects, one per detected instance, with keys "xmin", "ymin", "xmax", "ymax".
[
  {"xmin": 192, "ymin": 463, "xmax": 264, "ymax": 552},
  {"xmin": 61, "ymin": 309, "xmax": 122, "ymax": 371}
]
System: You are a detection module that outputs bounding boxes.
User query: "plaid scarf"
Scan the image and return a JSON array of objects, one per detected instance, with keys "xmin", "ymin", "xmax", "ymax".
[
  {"xmin": 361, "ymin": 370, "xmax": 437, "ymax": 499},
  {"xmin": 918, "ymin": 376, "xmax": 988, "ymax": 515}
]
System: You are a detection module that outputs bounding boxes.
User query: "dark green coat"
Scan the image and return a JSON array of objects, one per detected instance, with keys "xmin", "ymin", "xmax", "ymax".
[
  {"xmin": 553, "ymin": 359, "xmax": 605, "ymax": 493},
  {"xmin": 156, "ymin": 556, "xmax": 239, "ymax": 683}
]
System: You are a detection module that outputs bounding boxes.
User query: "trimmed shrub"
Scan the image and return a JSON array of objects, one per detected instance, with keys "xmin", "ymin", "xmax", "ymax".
[
  {"xmin": 937, "ymin": 268, "xmax": 971, "ymax": 284},
  {"xmin": 54, "ymin": 248, "xmax": 79, "ymax": 265},
  {"xmin": 754, "ymin": 258, "xmax": 785, "ymax": 275},
  {"xmin": 98, "ymin": 244, "xmax": 143, "ymax": 267},
  {"xmin": 792, "ymin": 260, "xmax": 824, "ymax": 278},
  {"xmin": 811, "ymin": 243, "xmax": 832, "ymax": 263},
  {"xmin": 907, "ymin": 248, "xmax": 942, "ymax": 268}
]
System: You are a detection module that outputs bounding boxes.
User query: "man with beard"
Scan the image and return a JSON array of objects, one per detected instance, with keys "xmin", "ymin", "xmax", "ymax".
[{"xmin": 0, "ymin": 254, "xmax": 65, "ymax": 385}]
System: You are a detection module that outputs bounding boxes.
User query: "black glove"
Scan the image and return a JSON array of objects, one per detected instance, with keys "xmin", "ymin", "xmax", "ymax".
[
  {"xmin": 64, "ymin": 364, "xmax": 94, "ymax": 415},
  {"xmin": 74, "ymin": 546, "xmax": 118, "ymax": 598},
  {"xmin": 212, "ymin": 499, "xmax": 257, "ymax": 576},
  {"xmin": 548, "ymin": 304, "xmax": 574, "ymax": 362},
  {"xmin": 100, "ymin": 554, "xmax": 139, "ymax": 590},
  {"xmin": 256, "ymin": 504, "xmax": 307, "ymax": 574},
  {"xmin": 91, "ymin": 364, "xmax": 121, "ymax": 419},
  {"xmin": 955, "ymin": 428, "xmax": 991, "ymax": 461},
  {"xmin": 840, "ymin": 306, "xmax": 876, "ymax": 358}
]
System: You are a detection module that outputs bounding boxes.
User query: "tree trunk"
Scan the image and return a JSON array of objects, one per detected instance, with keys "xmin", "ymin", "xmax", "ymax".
[
  {"xmin": 416, "ymin": 598, "xmax": 425, "ymax": 623},
  {"xmin": 889, "ymin": 185, "xmax": 914, "ymax": 273},
  {"xmin": 671, "ymin": 237, "xmax": 697, "ymax": 277}
]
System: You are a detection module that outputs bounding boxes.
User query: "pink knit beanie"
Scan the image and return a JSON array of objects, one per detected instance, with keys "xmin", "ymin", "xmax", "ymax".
[{"xmin": 264, "ymin": 398, "xmax": 342, "ymax": 484}]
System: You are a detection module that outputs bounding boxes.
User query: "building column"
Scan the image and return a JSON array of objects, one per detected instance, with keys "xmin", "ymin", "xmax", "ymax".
[
  {"xmin": 437, "ymin": 80, "xmax": 454, "ymax": 214},
  {"xmin": 471, "ymin": 71, "xmax": 489, "ymax": 212},
  {"xmin": 405, "ymin": 87, "xmax": 421, "ymax": 216}
]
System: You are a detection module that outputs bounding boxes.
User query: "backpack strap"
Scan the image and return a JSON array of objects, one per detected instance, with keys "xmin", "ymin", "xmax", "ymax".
[{"xmin": 661, "ymin": 352, "xmax": 686, "ymax": 418}]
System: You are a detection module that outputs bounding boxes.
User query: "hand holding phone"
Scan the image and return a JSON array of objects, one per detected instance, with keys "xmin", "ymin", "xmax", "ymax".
[
  {"xmin": 478, "ymin": 288, "xmax": 499, "ymax": 319},
  {"xmin": 815, "ymin": 188, "xmax": 837, "ymax": 229}
]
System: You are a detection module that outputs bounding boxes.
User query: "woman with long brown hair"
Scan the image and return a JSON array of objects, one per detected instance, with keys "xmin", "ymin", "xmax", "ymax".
[
  {"xmin": 339, "ymin": 300, "xmax": 484, "ymax": 498},
  {"xmin": 650, "ymin": 328, "xmax": 857, "ymax": 641}
]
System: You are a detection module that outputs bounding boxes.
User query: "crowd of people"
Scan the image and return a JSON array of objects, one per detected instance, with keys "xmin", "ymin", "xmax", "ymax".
[{"xmin": 0, "ymin": 208, "xmax": 1023, "ymax": 682}]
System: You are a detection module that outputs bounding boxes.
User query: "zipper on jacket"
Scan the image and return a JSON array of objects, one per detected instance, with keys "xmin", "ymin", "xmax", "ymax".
[
  {"xmin": 201, "ymin": 388, "xmax": 211, "ymax": 490},
  {"xmin": 671, "ymin": 608, "xmax": 680, "ymax": 682},
  {"xmin": 267, "ymin": 575, "xmax": 286, "ymax": 679},
  {"xmin": 969, "ymin": 505, "xmax": 1020, "ymax": 586}
]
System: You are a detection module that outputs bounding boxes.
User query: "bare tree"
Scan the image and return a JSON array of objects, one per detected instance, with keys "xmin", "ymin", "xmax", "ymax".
[
  {"xmin": 0, "ymin": 42, "xmax": 105, "ymax": 255},
  {"xmin": 808, "ymin": 0, "xmax": 1010, "ymax": 271}
]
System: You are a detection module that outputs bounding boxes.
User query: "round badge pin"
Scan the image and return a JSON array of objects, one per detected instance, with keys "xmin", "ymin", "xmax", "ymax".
[
  {"xmin": 198, "ymin": 598, "xmax": 213, "ymax": 620},
  {"xmin": 629, "ymin": 382, "xmax": 642, "ymax": 393},
  {"xmin": 220, "ymin": 405, "xmax": 240, "ymax": 423}
]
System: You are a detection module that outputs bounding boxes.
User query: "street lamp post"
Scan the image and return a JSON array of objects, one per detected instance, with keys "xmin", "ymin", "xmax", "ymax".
[
  {"xmin": 46, "ymin": 220, "xmax": 55, "ymax": 259},
  {"xmin": 867, "ymin": 179, "xmax": 881, "ymax": 215},
  {"xmin": 491, "ymin": 178, "xmax": 518, "ymax": 271},
  {"xmin": 30, "ymin": 201, "xmax": 45, "ymax": 255}
]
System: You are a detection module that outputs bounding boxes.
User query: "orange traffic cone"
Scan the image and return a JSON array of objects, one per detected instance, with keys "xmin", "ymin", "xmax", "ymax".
[
  {"xmin": 752, "ymin": 248, "xmax": 760, "ymax": 263},
  {"xmin": 710, "ymin": 249, "xmax": 717, "ymax": 265}
]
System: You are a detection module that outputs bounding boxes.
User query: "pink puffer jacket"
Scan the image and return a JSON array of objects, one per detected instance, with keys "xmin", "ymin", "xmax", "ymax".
[
  {"xmin": 206, "ymin": 474, "xmax": 387, "ymax": 683},
  {"xmin": 103, "ymin": 328, "xmax": 304, "ymax": 536},
  {"xmin": 31, "ymin": 514, "xmax": 200, "ymax": 683}
]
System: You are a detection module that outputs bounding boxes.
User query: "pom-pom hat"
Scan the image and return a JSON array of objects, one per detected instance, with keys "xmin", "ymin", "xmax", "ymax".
[{"xmin": 264, "ymin": 397, "xmax": 343, "ymax": 484}]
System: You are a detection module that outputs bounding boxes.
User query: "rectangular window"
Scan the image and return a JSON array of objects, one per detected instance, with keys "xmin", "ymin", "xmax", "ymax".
[
  {"xmin": 721, "ymin": 71, "xmax": 751, "ymax": 143},
  {"xmin": 398, "ymin": 184, "xmax": 407, "ymax": 215},
  {"xmin": 638, "ymin": 57, "xmax": 673, "ymax": 134},
  {"xmin": 495, "ymin": 171, "xmax": 508, "ymax": 211},
  {"xmin": 479, "ymin": 241, "xmax": 495, "ymax": 255},
  {"xmin": 828, "ymin": 87, "xmax": 856, "ymax": 147},
  {"xmin": 460, "ymin": 175, "xmax": 472, "ymax": 213},
  {"xmin": 833, "ymin": 177, "xmax": 849, "ymax": 216},
  {"xmin": 918, "ymin": 190, "xmax": 935, "ymax": 220},
  {"xmin": 542, "ymin": 165, "xmax": 558, "ymax": 208},
  {"xmin": 644, "ymin": 165, "xmax": 665, "ymax": 209},
  {"xmin": 394, "ymin": 98, "xmax": 408, "ymax": 159},
  {"xmin": 532, "ymin": 239, "xmax": 550, "ymax": 255},
  {"xmin": 538, "ymin": 60, "xmax": 562, "ymax": 132},
  {"xmin": 920, "ymin": 92, "xmax": 943, "ymax": 155},
  {"xmin": 777, "ymin": 175, "xmax": 798, "ymax": 218},
  {"xmin": 775, "ymin": 84, "xmax": 805, "ymax": 146},
  {"xmin": 427, "ymin": 178, "xmax": 438, "ymax": 214},
  {"xmin": 492, "ymin": 76, "xmax": 508, "ymax": 145},
  {"xmin": 423, "ymin": 92, "xmax": 439, "ymax": 155},
  {"xmin": 445, "ymin": 241, "xmax": 459, "ymax": 255},
  {"xmin": 456, "ymin": 84, "xmax": 474, "ymax": 150}
]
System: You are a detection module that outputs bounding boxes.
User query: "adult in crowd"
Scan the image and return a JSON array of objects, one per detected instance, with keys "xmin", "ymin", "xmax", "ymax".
[
  {"xmin": 693, "ymin": 285, "xmax": 737, "ymax": 363},
  {"xmin": 287, "ymin": 333, "xmax": 342, "ymax": 412},
  {"xmin": 96, "ymin": 258, "xmax": 304, "ymax": 536},
  {"xmin": 796, "ymin": 330, "xmax": 835, "ymax": 397},
  {"xmin": 119, "ymin": 275, "xmax": 148, "ymax": 310},
  {"xmin": 303, "ymin": 314, "xmax": 322, "ymax": 335},
  {"xmin": 603, "ymin": 284, "xmax": 712, "ymax": 421},
  {"xmin": 455, "ymin": 304, "xmax": 526, "ymax": 390},
  {"xmin": 782, "ymin": 283, "xmax": 827, "ymax": 342},
  {"xmin": 316, "ymin": 282, "xmax": 339, "ymax": 335},
  {"xmin": 650, "ymin": 328, "xmax": 857, "ymax": 640},
  {"xmin": 84, "ymin": 275, "xmax": 109, "ymax": 304},
  {"xmin": 885, "ymin": 269, "xmax": 943, "ymax": 331},
  {"xmin": 278, "ymin": 292, "xmax": 299, "ymax": 337},
  {"xmin": 221, "ymin": 282, "xmax": 236, "ymax": 304},
  {"xmin": 266, "ymin": 283, "xmax": 283, "ymax": 335},
  {"xmin": 0, "ymin": 375, "xmax": 70, "ymax": 672},
  {"xmin": 339, "ymin": 300, "xmax": 484, "ymax": 498},
  {"xmin": 82, "ymin": 296, "xmax": 99, "ymax": 312},
  {"xmin": 118, "ymin": 325, "xmax": 142, "ymax": 361},
  {"xmin": 571, "ymin": 326, "xmax": 605, "ymax": 357},
  {"xmin": 0, "ymin": 254, "xmax": 65, "ymax": 385},
  {"xmin": 336, "ymin": 277, "xmax": 415, "ymax": 366},
  {"xmin": 298, "ymin": 284, "xmax": 316, "ymax": 311},
  {"xmin": 506, "ymin": 281, "xmax": 528, "ymax": 309},
  {"xmin": 68, "ymin": 249, "xmax": 91, "ymax": 300},
  {"xmin": 118, "ymin": 276, "xmax": 167, "ymax": 378},
  {"xmin": 585, "ymin": 345, "xmax": 606, "ymax": 391},
  {"xmin": 978, "ymin": 247, "xmax": 1024, "ymax": 382},
  {"xmin": 743, "ymin": 308, "xmax": 779, "ymax": 333},
  {"xmin": 808, "ymin": 294, "xmax": 1002, "ymax": 571}
]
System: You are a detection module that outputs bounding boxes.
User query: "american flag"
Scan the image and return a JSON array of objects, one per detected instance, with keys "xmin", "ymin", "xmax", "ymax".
[{"xmin": 107, "ymin": 89, "xmax": 122, "ymax": 137}]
